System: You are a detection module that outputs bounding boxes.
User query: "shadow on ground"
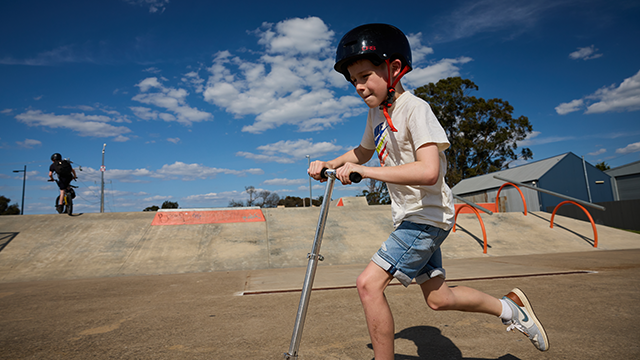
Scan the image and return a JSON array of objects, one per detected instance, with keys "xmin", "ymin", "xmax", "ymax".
[
  {"xmin": 0, "ymin": 232, "xmax": 18, "ymax": 252},
  {"xmin": 367, "ymin": 326, "xmax": 521, "ymax": 360}
]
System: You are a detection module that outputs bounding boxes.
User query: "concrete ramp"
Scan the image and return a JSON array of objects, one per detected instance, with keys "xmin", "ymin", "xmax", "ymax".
[
  {"xmin": 1, "ymin": 208, "xmax": 639, "ymax": 283},
  {"xmin": 331, "ymin": 196, "xmax": 370, "ymax": 207}
]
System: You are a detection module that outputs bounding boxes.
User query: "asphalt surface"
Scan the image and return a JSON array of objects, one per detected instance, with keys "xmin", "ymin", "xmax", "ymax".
[
  {"xmin": 1, "ymin": 249, "xmax": 639, "ymax": 359},
  {"xmin": 1, "ymin": 208, "xmax": 639, "ymax": 359}
]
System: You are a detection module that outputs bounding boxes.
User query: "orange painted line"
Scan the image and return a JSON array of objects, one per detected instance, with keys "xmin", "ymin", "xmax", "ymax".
[
  {"xmin": 455, "ymin": 203, "xmax": 496, "ymax": 214},
  {"xmin": 151, "ymin": 209, "xmax": 265, "ymax": 226}
]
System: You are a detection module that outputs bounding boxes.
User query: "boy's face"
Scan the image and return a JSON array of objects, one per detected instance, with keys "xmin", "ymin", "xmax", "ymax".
[{"xmin": 347, "ymin": 59, "xmax": 389, "ymax": 109}]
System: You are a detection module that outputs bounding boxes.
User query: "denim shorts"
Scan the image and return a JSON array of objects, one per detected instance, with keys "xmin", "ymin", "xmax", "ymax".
[{"xmin": 372, "ymin": 221, "xmax": 450, "ymax": 287}]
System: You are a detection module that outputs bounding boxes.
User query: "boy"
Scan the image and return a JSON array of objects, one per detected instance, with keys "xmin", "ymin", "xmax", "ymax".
[
  {"xmin": 308, "ymin": 24, "xmax": 548, "ymax": 359},
  {"xmin": 49, "ymin": 153, "xmax": 77, "ymax": 213}
]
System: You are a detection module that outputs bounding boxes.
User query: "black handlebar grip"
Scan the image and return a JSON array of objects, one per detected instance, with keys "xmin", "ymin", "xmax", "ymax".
[
  {"xmin": 320, "ymin": 168, "xmax": 362, "ymax": 183},
  {"xmin": 349, "ymin": 172, "xmax": 362, "ymax": 183}
]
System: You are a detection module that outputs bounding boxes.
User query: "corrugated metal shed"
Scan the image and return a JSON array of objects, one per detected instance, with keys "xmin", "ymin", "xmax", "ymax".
[
  {"xmin": 452, "ymin": 153, "xmax": 567, "ymax": 195},
  {"xmin": 606, "ymin": 159, "xmax": 640, "ymax": 200},
  {"xmin": 451, "ymin": 152, "xmax": 615, "ymax": 212},
  {"xmin": 606, "ymin": 160, "xmax": 640, "ymax": 177}
]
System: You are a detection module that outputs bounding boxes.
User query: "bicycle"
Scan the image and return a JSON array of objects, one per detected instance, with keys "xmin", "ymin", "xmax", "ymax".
[{"xmin": 48, "ymin": 177, "xmax": 78, "ymax": 216}]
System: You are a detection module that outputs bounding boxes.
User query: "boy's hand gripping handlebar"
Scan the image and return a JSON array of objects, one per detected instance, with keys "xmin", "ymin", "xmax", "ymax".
[{"xmin": 320, "ymin": 168, "xmax": 362, "ymax": 183}]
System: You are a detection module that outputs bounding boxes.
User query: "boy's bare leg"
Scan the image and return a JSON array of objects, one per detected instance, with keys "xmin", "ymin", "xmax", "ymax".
[
  {"xmin": 356, "ymin": 261, "xmax": 396, "ymax": 360},
  {"xmin": 420, "ymin": 276, "xmax": 502, "ymax": 315},
  {"xmin": 59, "ymin": 189, "xmax": 65, "ymax": 205}
]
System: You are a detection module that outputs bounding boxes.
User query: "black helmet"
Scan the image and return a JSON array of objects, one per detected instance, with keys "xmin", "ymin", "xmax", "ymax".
[
  {"xmin": 51, "ymin": 153, "xmax": 62, "ymax": 161},
  {"xmin": 334, "ymin": 23, "xmax": 412, "ymax": 82}
]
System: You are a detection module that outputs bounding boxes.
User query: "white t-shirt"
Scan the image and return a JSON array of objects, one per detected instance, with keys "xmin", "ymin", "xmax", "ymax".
[{"xmin": 360, "ymin": 91, "xmax": 454, "ymax": 231}]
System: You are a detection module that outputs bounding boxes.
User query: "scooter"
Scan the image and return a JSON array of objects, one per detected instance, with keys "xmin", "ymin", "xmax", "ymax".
[{"xmin": 284, "ymin": 169, "xmax": 361, "ymax": 360}]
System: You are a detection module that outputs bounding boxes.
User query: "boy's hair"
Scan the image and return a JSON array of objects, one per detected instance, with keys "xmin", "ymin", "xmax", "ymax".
[{"xmin": 334, "ymin": 23, "xmax": 412, "ymax": 83}]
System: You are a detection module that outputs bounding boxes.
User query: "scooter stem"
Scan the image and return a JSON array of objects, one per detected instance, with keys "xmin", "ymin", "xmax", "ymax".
[{"xmin": 284, "ymin": 170, "xmax": 337, "ymax": 359}]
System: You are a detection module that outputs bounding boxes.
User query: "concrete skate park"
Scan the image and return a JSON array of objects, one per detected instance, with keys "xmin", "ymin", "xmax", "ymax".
[{"xmin": 1, "ymin": 198, "xmax": 639, "ymax": 359}]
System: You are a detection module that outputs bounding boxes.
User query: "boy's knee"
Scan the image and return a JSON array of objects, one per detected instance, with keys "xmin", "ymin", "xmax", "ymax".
[
  {"xmin": 356, "ymin": 272, "xmax": 372, "ymax": 295},
  {"xmin": 425, "ymin": 293, "xmax": 453, "ymax": 311},
  {"xmin": 356, "ymin": 272, "xmax": 383, "ymax": 300}
]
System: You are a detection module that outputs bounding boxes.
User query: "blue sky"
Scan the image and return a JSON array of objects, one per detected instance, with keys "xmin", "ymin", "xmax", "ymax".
[{"xmin": 1, "ymin": 0, "xmax": 639, "ymax": 215}]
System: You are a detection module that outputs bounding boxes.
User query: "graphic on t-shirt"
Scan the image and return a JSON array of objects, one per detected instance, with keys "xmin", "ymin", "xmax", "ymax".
[{"xmin": 374, "ymin": 122, "xmax": 390, "ymax": 166}]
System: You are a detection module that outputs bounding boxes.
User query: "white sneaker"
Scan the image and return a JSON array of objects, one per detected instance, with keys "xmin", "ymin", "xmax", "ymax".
[{"xmin": 502, "ymin": 288, "xmax": 549, "ymax": 351}]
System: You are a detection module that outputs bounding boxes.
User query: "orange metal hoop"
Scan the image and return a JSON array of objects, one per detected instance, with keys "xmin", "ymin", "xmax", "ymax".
[
  {"xmin": 495, "ymin": 182, "xmax": 527, "ymax": 215},
  {"xmin": 453, "ymin": 204, "xmax": 488, "ymax": 254},
  {"xmin": 550, "ymin": 201, "xmax": 598, "ymax": 248}
]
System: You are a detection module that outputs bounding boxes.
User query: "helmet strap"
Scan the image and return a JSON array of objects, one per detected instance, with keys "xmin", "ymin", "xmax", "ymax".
[{"xmin": 380, "ymin": 59, "xmax": 410, "ymax": 132}]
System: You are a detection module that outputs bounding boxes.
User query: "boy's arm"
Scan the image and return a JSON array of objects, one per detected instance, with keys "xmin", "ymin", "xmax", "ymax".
[
  {"xmin": 337, "ymin": 143, "xmax": 440, "ymax": 186},
  {"xmin": 308, "ymin": 145, "xmax": 374, "ymax": 181}
]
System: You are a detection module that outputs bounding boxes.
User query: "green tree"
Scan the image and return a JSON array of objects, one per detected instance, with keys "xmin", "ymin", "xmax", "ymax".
[
  {"xmin": 228, "ymin": 199, "xmax": 244, "ymax": 207},
  {"xmin": 361, "ymin": 179, "xmax": 390, "ymax": 205},
  {"xmin": 595, "ymin": 161, "xmax": 610, "ymax": 171},
  {"xmin": 229, "ymin": 187, "xmax": 280, "ymax": 208},
  {"xmin": 161, "ymin": 201, "xmax": 179, "ymax": 209},
  {"xmin": 143, "ymin": 205, "xmax": 160, "ymax": 211},
  {"xmin": 414, "ymin": 77, "xmax": 533, "ymax": 186},
  {"xmin": 257, "ymin": 190, "xmax": 280, "ymax": 208},
  {"xmin": 0, "ymin": 196, "xmax": 20, "ymax": 215},
  {"xmin": 277, "ymin": 196, "xmax": 304, "ymax": 207}
]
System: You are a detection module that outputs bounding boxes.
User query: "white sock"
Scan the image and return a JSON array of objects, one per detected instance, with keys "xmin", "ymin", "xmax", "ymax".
[{"xmin": 499, "ymin": 299, "xmax": 513, "ymax": 321}]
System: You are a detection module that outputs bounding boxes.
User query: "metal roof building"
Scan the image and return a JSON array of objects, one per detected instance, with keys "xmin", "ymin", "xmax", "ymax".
[
  {"xmin": 606, "ymin": 160, "xmax": 640, "ymax": 201},
  {"xmin": 452, "ymin": 152, "xmax": 614, "ymax": 213}
]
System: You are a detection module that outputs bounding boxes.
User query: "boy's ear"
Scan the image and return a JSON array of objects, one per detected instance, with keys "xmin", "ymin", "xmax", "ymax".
[{"xmin": 390, "ymin": 59, "xmax": 404, "ymax": 78}]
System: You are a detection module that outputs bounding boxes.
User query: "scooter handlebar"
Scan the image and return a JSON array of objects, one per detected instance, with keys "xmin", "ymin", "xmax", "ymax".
[{"xmin": 320, "ymin": 168, "xmax": 362, "ymax": 183}]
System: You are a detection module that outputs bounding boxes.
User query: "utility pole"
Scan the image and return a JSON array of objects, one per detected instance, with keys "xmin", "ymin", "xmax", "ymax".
[
  {"xmin": 12, "ymin": 165, "xmax": 26, "ymax": 215},
  {"xmin": 306, "ymin": 155, "xmax": 312, "ymax": 207},
  {"xmin": 100, "ymin": 144, "xmax": 106, "ymax": 213}
]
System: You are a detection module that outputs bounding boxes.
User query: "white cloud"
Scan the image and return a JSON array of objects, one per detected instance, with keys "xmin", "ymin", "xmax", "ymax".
[
  {"xmin": 78, "ymin": 166, "xmax": 154, "ymax": 183},
  {"xmin": 237, "ymin": 139, "xmax": 345, "ymax": 163},
  {"xmin": 143, "ymin": 195, "xmax": 172, "ymax": 202},
  {"xmin": 585, "ymin": 70, "xmax": 640, "ymax": 114},
  {"xmin": 263, "ymin": 178, "xmax": 306, "ymax": 186},
  {"xmin": 555, "ymin": 99, "xmax": 584, "ymax": 115},
  {"xmin": 616, "ymin": 142, "xmax": 640, "ymax": 155},
  {"xmin": 569, "ymin": 45, "xmax": 603, "ymax": 61},
  {"xmin": 435, "ymin": 0, "xmax": 565, "ymax": 42},
  {"xmin": 167, "ymin": 137, "xmax": 180, "ymax": 144},
  {"xmin": 78, "ymin": 163, "xmax": 264, "ymax": 184},
  {"xmin": 518, "ymin": 131, "xmax": 575, "ymax": 146},
  {"xmin": 406, "ymin": 33, "xmax": 435, "ymax": 65},
  {"xmin": 257, "ymin": 17, "xmax": 334, "ymax": 56},
  {"xmin": 1, "ymin": 109, "xmax": 13, "ymax": 114},
  {"xmin": 15, "ymin": 110, "xmax": 132, "ymax": 140},
  {"xmin": 183, "ymin": 191, "xmax": 243, "ymax": 203},
  {"xmin": 404, "ymin": 57, "xmax": 474, "ymax": 89},
  {"xmin": 182, "ymin": 71, "xmax": 205, "ymax": 93},
  {"xmin": 201, "ymin": 17, "xmax": 470, "ymax": 133},
  {"xmin": 132, "ymin": 77, "xmax": 213, "ymax": 125},
  {"xmin": 0, "ymin": 44, "xmax": 97, "ymax": 66},
  {"xmin": 81, "ymin": 185, "xmax": 148, "ymax": 198},
  {"xmin": 203, "ymin": 17, "xmax": 364, "ymax": 134},
  {"xmin": 123, "ymin": 0, "xmax": 169, "ymax": 13},
  {"xmin": 155, "ymin": 161, "xmax": 263, "ymax": 180},
  {"xmin": 16, "ymin": 138, "xmax": 42, "ymax": 148},
  {"xmin": 587, "ymin": 148, "xmax": 606, "ymax": 156},
  {"xmin": 556, "ymin": 70, "xmax": 640, "ymax": 115}
]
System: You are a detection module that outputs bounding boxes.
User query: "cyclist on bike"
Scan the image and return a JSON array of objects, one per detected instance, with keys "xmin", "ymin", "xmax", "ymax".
[{"xmin": 49, "ymin": 153, "xmax": 77, "ymax": 213}]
